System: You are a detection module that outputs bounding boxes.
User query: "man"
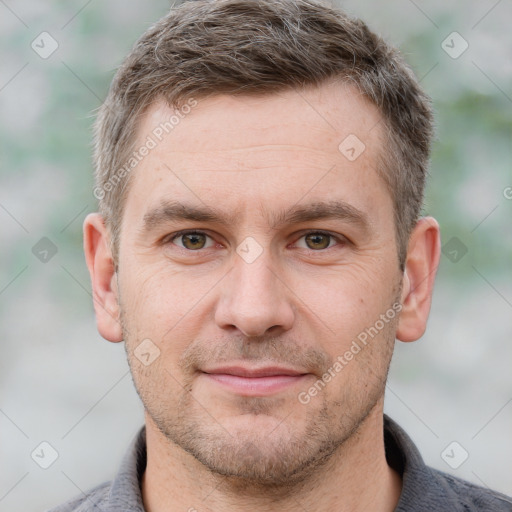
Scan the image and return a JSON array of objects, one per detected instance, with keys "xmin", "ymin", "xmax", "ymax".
[{"xmin": 49, "ymin": 0, "xmax": 512, "ymax": 510}]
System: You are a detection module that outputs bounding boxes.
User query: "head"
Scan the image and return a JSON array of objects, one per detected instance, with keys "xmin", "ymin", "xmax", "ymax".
[
  {"xmin": 85, "ymin": 0, "xmax": 440, "ymax": 488},
  {"xmin": 93, "ymin": 0, "xmax": 434, "ymax": 271}
]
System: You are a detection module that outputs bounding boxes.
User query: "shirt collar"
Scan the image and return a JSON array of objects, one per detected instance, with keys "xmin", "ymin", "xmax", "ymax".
[
  {"xmin": 105, "ymin": 415, "xmax": 442, "ymax": 511},
  {"xmin": 107, "ymin": 426, "xmax": 147, "ymax": 511}
]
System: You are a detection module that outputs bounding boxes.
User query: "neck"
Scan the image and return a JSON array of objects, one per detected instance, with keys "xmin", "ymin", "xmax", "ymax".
[{"xmin": 141, "ymin": 406, "xmax": 402, "ymax": 512}]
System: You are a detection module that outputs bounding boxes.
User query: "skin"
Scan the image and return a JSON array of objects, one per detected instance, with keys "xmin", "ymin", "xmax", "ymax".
[{"xmin": 84, "ymin": 80, "xmax": 440, "ymax": 512}]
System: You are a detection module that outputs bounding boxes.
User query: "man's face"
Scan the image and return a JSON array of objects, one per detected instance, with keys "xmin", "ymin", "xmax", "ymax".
[{"xmin": 117, "ymin": 81, "xmax": 403, "ymax": 484}]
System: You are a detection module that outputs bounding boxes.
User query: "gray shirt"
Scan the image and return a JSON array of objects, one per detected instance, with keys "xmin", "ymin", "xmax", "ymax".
[{"xmin": 47, "ymin": 415, "xmax": 512, "ymax": 511}]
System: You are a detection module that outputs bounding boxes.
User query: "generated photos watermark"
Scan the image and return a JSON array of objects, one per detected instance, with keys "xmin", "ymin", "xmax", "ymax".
[
  {"xmin": 93, "ymin": 98, "xmax": 198, "ymax": 200},
  {"xmin": 298, "ymin": 302, "xmax": 402, "ymax": 405}
]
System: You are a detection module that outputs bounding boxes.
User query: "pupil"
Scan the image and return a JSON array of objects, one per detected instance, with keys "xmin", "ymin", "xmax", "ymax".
[
  {"xmin": 307, "ymin": 233, "xmax": 329, "ymax": 250},
  {"xmin": 184, "ymin": 233, "xmax": 205, "ymax": 249}
]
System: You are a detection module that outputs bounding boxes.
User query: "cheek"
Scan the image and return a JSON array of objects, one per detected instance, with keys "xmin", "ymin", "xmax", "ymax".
[
  {"xmin": 121, "ymin": 260, "xmax": 181, "ymax": 313},
  {"xmin": 118, "ymin": 261, "xmax": 216, "ymax": 348},
  {"xmin": 293, "ymin": 259, "xmax": 399, "ymax": 339}
]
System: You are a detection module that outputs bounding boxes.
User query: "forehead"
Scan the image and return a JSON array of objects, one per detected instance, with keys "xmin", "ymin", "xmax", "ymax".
[
  {"xmin": 123, "ymin": 81, "xmax": 391, "ymax": 230},
  {"xmin": 141, "ymin": 81, "xmax": 383, "ymax": 154}
]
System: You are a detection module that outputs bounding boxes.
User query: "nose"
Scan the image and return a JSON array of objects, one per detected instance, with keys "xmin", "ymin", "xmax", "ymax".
[{"xmin": 214, "ymin": 250, "xmax": 295, "ymax": 338}]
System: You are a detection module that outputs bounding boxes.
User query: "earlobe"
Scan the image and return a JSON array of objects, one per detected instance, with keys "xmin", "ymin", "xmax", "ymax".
[
  {"xmin": 83, "ymin": 213, "xmax": 124, "ymax": 343},
  {"xmin": 396, "ymin": 217, "xmax": 441, "ymax": 343}
]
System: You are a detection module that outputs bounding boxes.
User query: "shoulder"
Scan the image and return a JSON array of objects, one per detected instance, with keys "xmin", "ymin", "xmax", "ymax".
[
  {"xmin": 430, "ymin": 468, "xmax": 512, "ymax": 511},
  {"xmin": 384, "ymin": 415, "xmax": 512, "ymax": 511},
  {"xmin": 45, "ymin": 479, "xmax": 143, "ymax": 512},
  {"xmin": 45, "ymin": 481, "xmax": 111, "ymax": 512},
  {"xmin": 46, "ymin": 426, "xmax": 146, "ymax": 512}
]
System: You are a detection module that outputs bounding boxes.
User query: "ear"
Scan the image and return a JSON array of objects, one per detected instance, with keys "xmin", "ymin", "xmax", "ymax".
[
  {"xmin": 83, "ymin": 213, "xmax": 124, "ymax": 342},
  {"xmin": 396, "ymin": 217, "xmax": 441, "ymax": 343}
]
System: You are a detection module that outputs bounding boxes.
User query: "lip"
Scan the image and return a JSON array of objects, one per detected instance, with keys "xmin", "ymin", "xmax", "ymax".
[{"xmin": 200, "ymin": 366, "xmax": 310, "ymax": 396}]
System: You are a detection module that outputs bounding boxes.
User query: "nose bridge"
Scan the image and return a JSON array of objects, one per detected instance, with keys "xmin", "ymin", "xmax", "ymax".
[
  {"xmin": 235, "ymin": 248, "xmax": 277, "ymax": 299},
  {"xmin": 214, "ymin": 240, "xmax": 295, "ymax": 337}
]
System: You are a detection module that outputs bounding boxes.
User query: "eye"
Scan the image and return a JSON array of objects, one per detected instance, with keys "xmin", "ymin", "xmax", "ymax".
[
  {"xmin": 164, "ymin": 229, "xmax": 346, "ymax": 253},
  {"xmin": 294, "ymin": 231, "xmax": 344, "ymax": 251},
  {"xmin": 170, "ymin": 231, "xmax": 215, "ymax": 250}
]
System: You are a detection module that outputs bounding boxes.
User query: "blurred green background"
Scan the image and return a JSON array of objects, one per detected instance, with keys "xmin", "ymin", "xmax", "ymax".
[{"xmin": 1, "ymin": 1, "xmax": 511, "ymax": 510}]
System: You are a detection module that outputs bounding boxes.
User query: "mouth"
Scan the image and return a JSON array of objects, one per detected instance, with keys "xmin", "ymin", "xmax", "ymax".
[{"xmin": 200, "ymin": 365, "xmax": 311, "ymax": 396}]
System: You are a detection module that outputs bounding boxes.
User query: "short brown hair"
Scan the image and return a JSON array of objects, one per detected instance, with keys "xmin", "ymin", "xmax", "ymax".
[{"xmin": 93, "ymin": 0, "xmax": 434, "ymax": 269}]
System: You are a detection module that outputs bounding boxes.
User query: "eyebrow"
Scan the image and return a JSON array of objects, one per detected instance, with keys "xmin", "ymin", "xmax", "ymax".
[{"xmin": 141, "ymin": 199, "xmax": 371, "ymax": 234}]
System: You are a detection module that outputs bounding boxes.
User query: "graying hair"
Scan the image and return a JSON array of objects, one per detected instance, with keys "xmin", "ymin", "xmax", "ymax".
[{"xmin": 94, "ymin": 0, "xmax": 434, "ymax": 269}]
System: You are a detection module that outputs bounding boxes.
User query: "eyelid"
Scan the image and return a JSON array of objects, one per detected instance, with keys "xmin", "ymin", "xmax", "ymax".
[
  {"xmin": 163, "ymin": 229, "xmax": 349, "ymax": 251},
  {"xmin": 291, "ymin": 229, "xmax": 349, "ymax": 249},
  {"xmin": 164, "ymin": 229, "xmax": 217, "ymax": 249}
]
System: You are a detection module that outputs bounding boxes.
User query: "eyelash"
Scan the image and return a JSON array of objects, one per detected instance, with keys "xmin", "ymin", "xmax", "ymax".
[{"xmin": 164, "ymin": 229, "xmax": 348, "ymax": 252}]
